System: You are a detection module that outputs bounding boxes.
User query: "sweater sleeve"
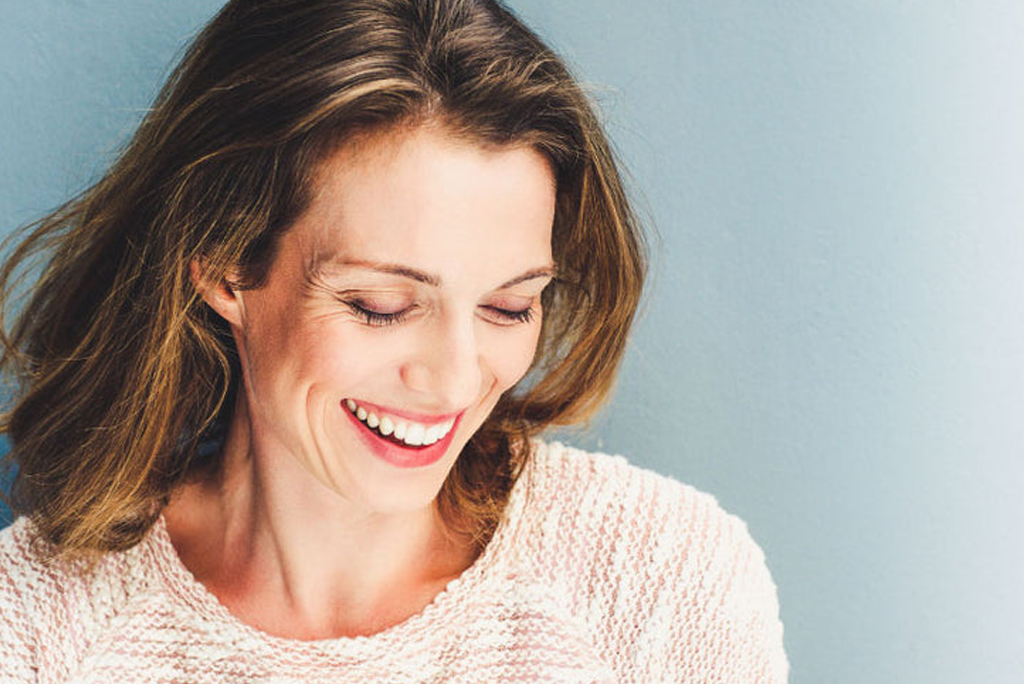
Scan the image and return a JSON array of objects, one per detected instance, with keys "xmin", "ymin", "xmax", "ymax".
[
  {"xmin": 0, "ymin": 521, "xmax": 41, "ymax": 683},
  {"xmin": 653, "ymin": 484, "xmax": 789, "ymax": 683},
  {"xmin": 673, "ymin": 508, "xmax": 789, "ymax": 683},
  {"xmin": 536, "ymin": 446, "xmax": 788, "ymax": 683}
]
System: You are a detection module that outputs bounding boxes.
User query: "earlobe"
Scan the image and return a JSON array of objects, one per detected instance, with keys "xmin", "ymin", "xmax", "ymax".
[{"xmin": 190, "ymin": 258, "xmax": 244, "ymax": 327}]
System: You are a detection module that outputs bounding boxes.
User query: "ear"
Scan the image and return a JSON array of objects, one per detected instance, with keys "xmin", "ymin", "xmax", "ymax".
[{"xmin": 190, "ymin": 257, "xmax": 245, "ymax": 327}]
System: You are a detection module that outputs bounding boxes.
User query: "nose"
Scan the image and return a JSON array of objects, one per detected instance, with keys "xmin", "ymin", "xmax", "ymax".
[{"xmin": 400, "ymin": 312, "xmax": 483, "ymax": 411}]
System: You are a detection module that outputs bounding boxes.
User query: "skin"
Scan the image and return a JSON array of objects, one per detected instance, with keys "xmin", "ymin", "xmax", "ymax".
[{"xmin": 164, "ymin": 123, "xmax": 557, "ymax": 639}]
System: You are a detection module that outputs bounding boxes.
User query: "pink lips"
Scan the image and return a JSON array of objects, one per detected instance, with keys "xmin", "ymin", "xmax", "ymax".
[{"xmin": 343, "ymin": 401, "xmax": 462, "ymax": 469}]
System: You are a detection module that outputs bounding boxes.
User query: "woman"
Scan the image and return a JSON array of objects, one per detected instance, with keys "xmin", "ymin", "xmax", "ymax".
[{"xmin": 0, "ymin": 0, "xmax": 787, "ymax": 681}]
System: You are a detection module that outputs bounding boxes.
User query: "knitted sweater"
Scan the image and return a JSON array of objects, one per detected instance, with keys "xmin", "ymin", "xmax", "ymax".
[{"xmin": 0, "ymin": 442, "xmax": 788, "ymax": 683}]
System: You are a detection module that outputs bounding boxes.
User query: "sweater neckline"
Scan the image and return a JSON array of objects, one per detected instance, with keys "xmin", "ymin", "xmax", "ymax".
[{"xmin": 144, "ymin": 449, "xmax": 536, "ymax": 657}]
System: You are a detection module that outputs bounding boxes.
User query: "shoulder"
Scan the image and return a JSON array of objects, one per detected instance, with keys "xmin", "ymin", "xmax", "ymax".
[
  {"xmin": 0, "ymin": 517, "xmax": 62, "ymax": 680},
  {"xmin": 520, "ymin": 440, "xmax": 746, "ymax": 555},
  {"xmin": 0, "ymin": 517, "xmax": 66, "ymax": 622},
  {"xmin": 514, "ymin": 441, "xmax": 789, "ymax": 682},
  {"xmin": 0, "ymin": 516, "xmax": 165, "ymax": 682}
]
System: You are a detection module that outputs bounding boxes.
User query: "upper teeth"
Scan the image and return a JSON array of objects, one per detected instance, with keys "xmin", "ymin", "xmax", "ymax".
[{"xmin": 345, "ymin": 399, "xmax": 455, "ymax": 447}]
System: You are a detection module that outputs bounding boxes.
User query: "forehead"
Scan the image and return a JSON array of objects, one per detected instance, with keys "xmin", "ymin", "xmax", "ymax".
[{"xmin": 295, "ymin": 124, "xmax": 557, "ymax": 276}]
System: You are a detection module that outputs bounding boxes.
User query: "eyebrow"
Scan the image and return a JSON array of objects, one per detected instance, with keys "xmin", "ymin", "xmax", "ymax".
[{"xmin": 317, "ymin": 258, "xmax": 558, "ymax": 290}]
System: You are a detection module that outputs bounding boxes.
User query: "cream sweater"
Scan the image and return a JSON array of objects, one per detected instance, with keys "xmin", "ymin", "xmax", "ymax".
[{"xmin": 0, "ymin": 442, "xmax": 788, "ymax": 683}]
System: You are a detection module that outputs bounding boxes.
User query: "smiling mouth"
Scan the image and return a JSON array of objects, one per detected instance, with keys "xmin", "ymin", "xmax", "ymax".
[{"xmin": 344, "ymin": 399, "xmax": 456, "ymax": 449}]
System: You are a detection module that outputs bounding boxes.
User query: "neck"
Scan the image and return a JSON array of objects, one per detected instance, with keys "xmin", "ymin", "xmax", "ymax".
[{"xmin": 165, "ymin": 397, "xmax": 477, "ymax": 639}]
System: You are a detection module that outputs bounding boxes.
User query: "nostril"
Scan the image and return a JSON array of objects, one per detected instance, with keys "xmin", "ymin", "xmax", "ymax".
[
  {"xmin": 400, "ymin": 351, "xmax": 483, "ymax": 410},
  {"xmin": 400, "ymin": 362, "xmax": 426, "ymax": 394}
]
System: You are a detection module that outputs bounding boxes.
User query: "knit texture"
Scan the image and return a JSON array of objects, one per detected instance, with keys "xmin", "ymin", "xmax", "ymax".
[{"xmin": 0, "ymin": 442, "xmax": 788, "ymax": 683}]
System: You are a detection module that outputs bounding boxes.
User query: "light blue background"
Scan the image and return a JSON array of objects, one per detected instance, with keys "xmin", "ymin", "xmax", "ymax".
[{"xmin": 2, "ymin": 2, "xmax": 1022, "ymax": 682}]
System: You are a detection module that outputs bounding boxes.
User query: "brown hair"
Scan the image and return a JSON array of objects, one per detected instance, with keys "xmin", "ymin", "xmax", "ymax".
[{"xmin": 0, "ymin": 0, "xmax": 646, "ymax": 556}]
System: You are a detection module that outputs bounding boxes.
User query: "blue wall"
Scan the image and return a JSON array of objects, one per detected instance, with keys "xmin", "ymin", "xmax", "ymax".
[{"xmin": 2, "ymin": 2, "xmax": 1022, "ymax": 682}]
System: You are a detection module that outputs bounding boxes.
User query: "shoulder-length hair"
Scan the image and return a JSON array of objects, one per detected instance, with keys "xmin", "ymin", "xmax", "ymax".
[{"xmin": 0, "ymin": 0, "xmax": 646, "ymax": 556}]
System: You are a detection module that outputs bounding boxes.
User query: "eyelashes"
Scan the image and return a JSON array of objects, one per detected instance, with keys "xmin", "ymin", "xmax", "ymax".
[
  {"xmin": 345, "ymin": 301, "xmax": 535, "ymax": 327},
  {"xmin": 345, "ymin": 301, "xmax": 410, "ymax": 327},
  {"xmin": 482, "ymin": 305, "xmax": 535, "ymax": 325}
]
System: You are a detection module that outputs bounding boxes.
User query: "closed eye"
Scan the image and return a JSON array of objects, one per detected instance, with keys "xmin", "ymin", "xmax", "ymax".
[
  {"xmin": 346, "ymin": 300, "xmax": 412, "ymax": 327},
  {"xmin": 344, "ymin": 300, "xmax": 536, "ymax": 327},
  {"xmin": 481, "ymin": 305, "xmax": 536, "ymax": 325}
]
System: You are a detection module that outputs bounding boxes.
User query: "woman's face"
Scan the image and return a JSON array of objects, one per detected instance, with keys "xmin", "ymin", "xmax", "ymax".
[{"xmin": 217, "ymin": 125, "xmax": 556, "ymax": 514}]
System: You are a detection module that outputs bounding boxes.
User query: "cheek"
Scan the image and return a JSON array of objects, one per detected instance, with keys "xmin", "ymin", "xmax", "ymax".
[
  {"xmin": 244, "ymin": 317, "xmax": 375, "ymax": 402},
  {"xmin": 484, "ymin": 324, "xmax": 544, "ymax": 391},
  {"xmin": 302, "ymin": 326, "xmax": 395, "ymax": 389},
  {"xmin": 236, "ymin": 294, "xmax": 309, "ymax": 384}
]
